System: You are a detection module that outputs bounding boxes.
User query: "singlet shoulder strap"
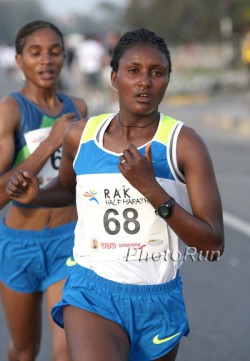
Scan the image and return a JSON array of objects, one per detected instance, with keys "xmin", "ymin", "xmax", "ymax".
[
  {"xmin": 57, "ymin": 92, "xmax": 79, "ymax": 115},
  {"xmin": 81, "ymin": 113, "xmax": 113, "ymax": 143},
  {"xmin": 154, "ymin": 114, "xmax": 185, "ymax": 183},
  {"xmin": 154, "ymin": 115, "xmax": 182, "ymax": 145},
  {"xmin": 10, "ymin": 91, "xmax": 21, "ymax": 99}
]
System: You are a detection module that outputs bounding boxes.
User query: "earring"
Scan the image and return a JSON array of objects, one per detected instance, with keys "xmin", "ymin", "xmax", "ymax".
[{"xmin": 21, "ymin": 71, "xmax": 26, "ymax": 82}]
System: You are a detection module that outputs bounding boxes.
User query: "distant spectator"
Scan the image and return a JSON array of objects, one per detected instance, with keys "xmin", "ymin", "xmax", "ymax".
[
  {"xmin": 102, "ymin": 31, "xmax": 120, "ymax": 111},
  {"xmin": 76, "ymin": 34, "xmax": 105, "ymax": 92},
  {"xmin": 0, "ymin": 44, "xmax": 17, "ymax": 75},
  {"xmin": 104, "ymin": 30, "xmax": 120, "ymax": 59}
]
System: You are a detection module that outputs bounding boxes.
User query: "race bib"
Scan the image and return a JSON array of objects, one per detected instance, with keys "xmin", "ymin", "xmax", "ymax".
[
  {"xmin": 24, "ymin": 127, "xmax": 61, "ymax": 187},
  {"xmin": 74, "ymin": 174, "xmax": 171, "ymax": 261}
]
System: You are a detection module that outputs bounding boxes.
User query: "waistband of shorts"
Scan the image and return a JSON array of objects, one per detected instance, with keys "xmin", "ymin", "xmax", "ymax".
[
  {"xmin": 0, "ymin": 218, "xmax": 76, "ymax": 239},
  {"xmin": 74, "ymin": 264, "xmax": 181, "ymax": 294}
]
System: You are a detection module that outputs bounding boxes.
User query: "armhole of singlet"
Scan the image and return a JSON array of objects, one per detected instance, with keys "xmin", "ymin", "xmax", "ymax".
[
  {"xmin": 168, "ymin": 121, "xmax": 186, "ymax": 183},
  {"xmin": 73, "ymin": 114, "xmax": 115, "ymax": 167},
  {"xmin": 96, "ymin": 114, "xmax": 116, "ymax": 147}
]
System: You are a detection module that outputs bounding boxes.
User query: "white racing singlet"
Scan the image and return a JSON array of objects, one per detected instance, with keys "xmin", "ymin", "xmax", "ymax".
[{"xmin": 73, "ymin": 113, "xmax": 192, "ymax": 284}]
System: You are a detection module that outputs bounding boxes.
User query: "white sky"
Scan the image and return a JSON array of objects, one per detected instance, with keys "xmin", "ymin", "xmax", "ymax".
[{"xmin": 39, "ymin": 0, "xmax": 128, "ymax": 15}]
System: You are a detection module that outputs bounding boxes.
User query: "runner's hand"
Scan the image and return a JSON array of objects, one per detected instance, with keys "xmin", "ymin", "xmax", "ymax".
[
  {"xmin": 5, "ymin": 170, "xmax": 39, "ymax": 204},
  {"xmin": 47, "ymin": 113, "xmax": 78, "ymax": 149},
  {"xmin": 118, "ymin": 143, "xmax": 157, "ymax": 195}
]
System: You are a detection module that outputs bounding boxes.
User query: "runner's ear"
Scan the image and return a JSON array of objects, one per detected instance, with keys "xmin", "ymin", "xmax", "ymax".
[{"xmin": 111, "ymin": 71, "xmax": 118, "ymax": 89}]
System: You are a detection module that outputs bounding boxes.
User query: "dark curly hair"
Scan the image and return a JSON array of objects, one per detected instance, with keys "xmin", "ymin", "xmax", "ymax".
[
  {"xmin": 15, "ymin": 20, "xmax": 65, "ymax": 55},
  {"xmin": 110, "ymin": 28, "xmax": 171, "ymax": 74}
]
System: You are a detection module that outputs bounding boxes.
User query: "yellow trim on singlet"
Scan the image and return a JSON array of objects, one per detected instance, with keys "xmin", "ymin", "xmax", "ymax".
[
  {"xmin": 81, "ymin": 113, "xmax": 179, "ymax": 146},
  {"xmin": 154, "ymin": 115, "xmax": 178, "ymax": 145},
  {"xmin": 81, "ymin": 114, "xmax": 112, "ymax": 143}
]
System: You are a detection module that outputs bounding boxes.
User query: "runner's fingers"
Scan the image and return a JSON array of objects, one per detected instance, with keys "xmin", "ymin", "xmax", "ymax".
[
  {"xmin": 120, "ymin": 155, "xmax": 127, "ymax": 165},
  {"xmin": 123, "ymin": 144, "xmax": 141, "ymax": 161},
  {"xmin": 6, "ymin": 181, "xmax": 23, "ymax": 195},
  {"xmin": 145, "ymin": 143, "xmax": 152, "ymax": 162},
  {"xmin": 8, "ymin": 172, "xmax": 29, "ymax": 190}
]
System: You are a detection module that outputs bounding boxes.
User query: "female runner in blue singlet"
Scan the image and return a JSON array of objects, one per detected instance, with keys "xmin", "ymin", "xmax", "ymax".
[{"xmin": 0, "ymin": 20, "xmax": 87, "ymax": 361}]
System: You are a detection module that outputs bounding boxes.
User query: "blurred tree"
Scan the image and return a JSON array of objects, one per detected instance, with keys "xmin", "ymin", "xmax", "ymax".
[
  {"xmin": 62, "ymin": 1, "xmax": 125, "ymax": 38},
  {"xmin": 124, "ymin": 0, "xmax": 250, "ymax": 44},
  {"xmin": 1, "ymin": 0, "xmax": 249, "ymax": 47},
  {"xmin": 0, "ymin": 0, "xmax": 125, "ymax": 47},
  {"xmin": 0, "ymin": 0, "xmax": 50, "ymax": 44}
]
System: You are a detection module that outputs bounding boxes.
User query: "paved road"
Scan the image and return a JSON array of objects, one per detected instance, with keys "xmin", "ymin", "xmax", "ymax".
[
  {"xmin": 164, "ymin": 93, "xmax": 250, "ymax": 361},
  {"xmin": 0, "ymin": 75, "xmax": 249, "ymax": 360}
]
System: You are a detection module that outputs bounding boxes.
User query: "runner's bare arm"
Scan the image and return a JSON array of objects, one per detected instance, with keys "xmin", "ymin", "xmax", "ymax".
[
  {"xmin": 5, "ymin": 119, "xmax": 87, "ymax": 207},
  {"xmin": 0, "ymin": 96, "xmax": 80, "ymax": 208}
]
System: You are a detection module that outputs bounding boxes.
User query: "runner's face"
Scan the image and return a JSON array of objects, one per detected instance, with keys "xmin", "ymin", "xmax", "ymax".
[
  {"xmin": 16, "ymin": 28, "xmax": 64, "ymax": 89},
  {"xmin": 112, "ymin": 44, "xmax": 170, "ymax": 115}
]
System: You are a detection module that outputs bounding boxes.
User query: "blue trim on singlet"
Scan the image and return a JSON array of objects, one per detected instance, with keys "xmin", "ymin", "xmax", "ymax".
[{"xmin": 73, "ymin": 115, "xmax": 175, "ymax": 181}]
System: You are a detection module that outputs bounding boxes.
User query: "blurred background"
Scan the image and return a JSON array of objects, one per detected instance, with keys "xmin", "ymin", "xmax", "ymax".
[
  {"xmin": 1, "ymin": 0, "xmax": 250, "ymax": 113},
  {"xmin": 0, "ymin": 0, "xmax": 250, "ymax": 360}
]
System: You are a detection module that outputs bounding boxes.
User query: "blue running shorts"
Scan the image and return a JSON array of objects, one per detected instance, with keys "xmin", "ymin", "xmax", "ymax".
[
  {"xmin": 52, "ymin": 264, "xmax": 189, "ymax": 361},
  {"xmin": 0, "ymin": 219, "xmax": 76, "ymax": 292}
]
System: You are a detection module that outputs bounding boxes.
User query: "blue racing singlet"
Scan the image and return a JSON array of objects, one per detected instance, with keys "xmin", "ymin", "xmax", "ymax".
[{"xmin": 10, "ymin": 91, "xmax": 81, "ymax": 207}]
